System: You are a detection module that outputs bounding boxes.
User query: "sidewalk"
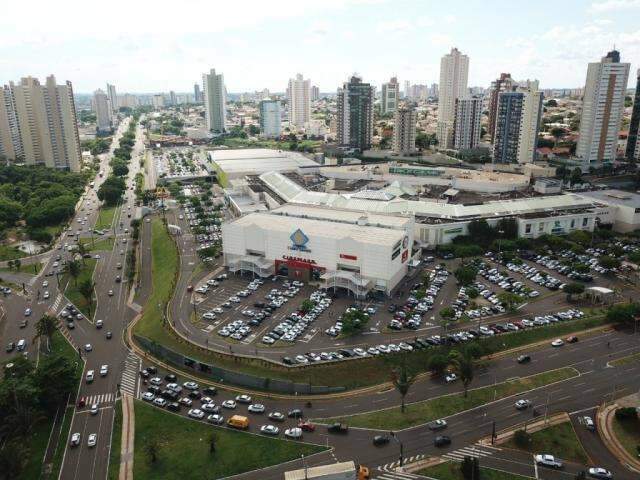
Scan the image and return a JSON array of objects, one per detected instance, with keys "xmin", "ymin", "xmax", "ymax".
[
  {"xmin": 118, "ymin": 394, "xmax": 135, "ymax": 480},
  {"xmin": 597, "ymin": 403, "xmax": 640, "ymax": 473}
]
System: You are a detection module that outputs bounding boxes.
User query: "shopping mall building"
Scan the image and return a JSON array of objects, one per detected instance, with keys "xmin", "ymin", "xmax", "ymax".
[{"xmin": 221, "ymin": 204, "xmax": 415, "ymax": 297}]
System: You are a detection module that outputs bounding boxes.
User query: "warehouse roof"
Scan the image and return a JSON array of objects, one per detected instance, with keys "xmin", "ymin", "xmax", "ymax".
[
  {"xmin": 272, "ymin": 203, "xmax": 413, "ymax": 229},
  {"xmin": 208, "ymin": 149, "xmax": 318, "ymax": 175},
  {"xmin": 577, "ymin": 189, "xmax": 640, "ymax": 209}
]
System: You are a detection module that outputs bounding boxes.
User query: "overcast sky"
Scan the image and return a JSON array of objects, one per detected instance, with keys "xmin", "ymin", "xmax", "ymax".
[{"xmin": 2, "ymin": 0, "xmax": 640, "ymax": 94}]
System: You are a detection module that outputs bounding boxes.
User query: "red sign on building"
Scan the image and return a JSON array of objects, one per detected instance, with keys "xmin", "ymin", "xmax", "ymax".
[{"xmin": 339, "ymin": 254, "xmax": 358, "ymax": 261}]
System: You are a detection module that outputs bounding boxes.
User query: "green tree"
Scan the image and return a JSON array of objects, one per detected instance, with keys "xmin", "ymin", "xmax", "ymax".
[
  {"xmin": 67, "ymin": 259, "xmax": 81, "ymax": 286},
  {"xmin": 300, "ymin": 299, "xmax": 315, "ymax": 314},
  {"xmin": 563, "ymin": 282, "xmax": 585, "ymax": 301},
  {"xmin": 497, "ymin": 291, "xmax": 524, "ymax": 312},
  {"xmin": 144, "ymin": 438, "xmax": 160, "ymax": 464},
  {"xmin": 570, "ymin": 167, "xmax": 583, "ymax": 186},
  {"xmin": 449, "ymin": 347, "xmax": 475, "ymax": 397},
  {"xmin": 439, "ymin": 307, "xmax": 456, "ymax": 332},
  {"xmin": 606, "ymin": 303, "xmax": 640, "ymax": 325},
  {"xmin": 14, "ymin": 258, "xmax": 21, "ymax": 272},
  {"xmin": 33, "ymin": 314, "xmax": 57, "ymax": 352},
  {"xmin": 454, "ymin": 266, "xmax": 477, "ymax": 286},
  {"xmin": 514, "ymin": 429, "xmax": 532, "ymax": 448},
  {"xmin": 390, "ymin": 355, "xmax": 417, "ymax": 413},
  {"xmin": 428, "ymin": 353, "xmax": 449, "ymax": 376},
  {"xmin": 599, "ymin": 255, "xmax": 621, "ymax": 270},
  {"xmin": 208, "ymin": 432, "xmax": 217, "ymax": 454},
  {"xmin": 78, "ymin": 279, "xmax": 95, "ymax": 315},
  {"xmin": 341, "ymin": 309, "xmax": 369, "ymax": 335}
]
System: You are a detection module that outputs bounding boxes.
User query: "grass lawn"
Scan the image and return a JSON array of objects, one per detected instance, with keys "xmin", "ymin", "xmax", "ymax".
[
  {"xmin": 107, "ymin": 399, "xmax": 123, "ymax": 480},
  {"xmin": 95, "ymin": 205, "xmax": 118, "ymax": 231},
  {"xmin": 80, "ymin": 236, "xmax": 115, "ymax": 252},
  {"xmin": 610, "ymin": 352, "xmax": 640, "ymax": 367},
  {"xmin": 133, "ymin": 399, "xmax": 326, "ymax": 480},
  {"xmin": 418, "ymin": 461, "xmax": 530, "ymax": 480},
  {"xmin": 612, "ymin": 415, "xmax": 640, "ymax": 460},
  {"xmin": 63, "ymin": 258, "xmax": 97, "ymax": 318},
  {"xmin": 0, "ymin": 261, "xmax": 43, "ymax": 276},
  {"xmin": 503, "ymin": 421, "xmax": 588, "ymax": 464},
  {"xmin": 0, "ymin": 243, "xmax": 27, "ymax": 261},
  {"xmin": 315, "ymin": 367, "xmax": 579, "ymax": 430}
]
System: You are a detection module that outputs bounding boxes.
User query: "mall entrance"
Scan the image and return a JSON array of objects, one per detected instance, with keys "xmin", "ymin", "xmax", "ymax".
[{"xmin": 275, "ymin": 256, "xmax": 325, "ymax": 282}]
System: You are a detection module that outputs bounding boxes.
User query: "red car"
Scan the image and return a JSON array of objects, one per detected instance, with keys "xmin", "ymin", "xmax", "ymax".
[
  {"xmin": 298, "ymin": 421, "xmax": 316, "ymax": 432},
  {"xmin": 566, "ymin": 336, "xmax": 579, "ymax": 343},
  {"xmin": 187, "ymin": 285, "xmax": 194, "ymax": 292},
  {"xmin": 77, "ymin": 397, "xmax": 86, "ymax": 408}
]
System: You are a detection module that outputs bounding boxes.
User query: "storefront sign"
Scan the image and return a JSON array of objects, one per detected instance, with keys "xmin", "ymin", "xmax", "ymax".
[
  {"xmin": 340, "ymin": 254, "xmax": 357, "ymax": 261},
  {"xmin": 282, "ymin": 255, "xmax": 317, "ymax": 265},
  {"xmin": 289, "ymin": 228, "xmax": 311, "ymax": 252}
]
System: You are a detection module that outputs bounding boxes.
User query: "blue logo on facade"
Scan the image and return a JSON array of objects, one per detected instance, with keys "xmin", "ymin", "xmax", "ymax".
[{"xmin": 289, "ymin": 229, "xmax": 310, "ymax": 251}]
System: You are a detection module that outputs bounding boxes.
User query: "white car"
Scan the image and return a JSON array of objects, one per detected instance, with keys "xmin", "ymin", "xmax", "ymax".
[
  {"xmin": 587, "ymin": 467, "xmax": 612, "ymax": 479},
  {"xmin": 153, "ymin": 397, "xmax": 167, "ymax": 408},
  {"xmin": 42, "ymin": 280, "xmax": 49, "ymax": 288},
  {"xmin": 445, "ymin": 373, "xmax": 458, "ymax": 383},
  {"xmin": 24, "ymin": 308, "xmax": 32, "ymax": 316},
  {"xmin": 248, "ymin": 404, "xmax": 265, "ymax": 414},
  {"xmin": 70, "ymin": 432, "xmax": 81, "ymax": 446},
  {"xmin": 235, "ymin": 394, "xmax": 252, "ymax": 404},
  {"xmin": 100, "ymin": 365, "xmax": 108, "ymax": 376},
  {"xmin": 535, "ymin": 454, "xmax": 563, "ymax": 469},
  {"xmin": 515, "ymin": 399, "xmax": 531, "ymax": 410},
  {"xmin": 183, "ymin": 381, "xmax": 199, "ymax": 390},
  {"xmin": 207, "ymin": 414, "xmax": 224, "ymax": 425},
  {"xmin": 187, "ymin": 408, "xmax": 205, "ymax": 419},
  {"xmin": 85, "ymin": 370, "xmax": 94, "ymax": 383},
  {"xmin": 222, "ymin": 400, "xmax": 237, "ymax": 409},
  {"xmin": 90, "ymin": 403, "xmax": 99, "ymax": 415},
  {"xmin": 142, "ymin": 392, "xmax": 155, "ymax": 402},
  {"xmin": 43, "ymin": 291, "xmax": 50, "ymax": 299},
  {"xmin": 87, "ymin": 433, "xmax": 97, "ymax": 448},
  {"xmin": 260, "ymin": 424, "xmax": 280, "ymax": 435},
  {"xmin": 551, "ymin": 339, "xmax": 564, "ymax": 347},
  {"xmin": 108, "ymin": 290, "xmax": 114, "ymax": 296},
  {"xmin": 284, "ymin": 427, "xmax": 303, "ymax": 439}
]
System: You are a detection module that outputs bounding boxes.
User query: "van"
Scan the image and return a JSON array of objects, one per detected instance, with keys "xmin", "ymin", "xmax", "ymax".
[
  {"xmin": 227, "ymin": 415, "xmax": 250, "ymax": 430},
  {"xmin": 17, "ymin": 339, "xmax": 26, "ymax": 351}
]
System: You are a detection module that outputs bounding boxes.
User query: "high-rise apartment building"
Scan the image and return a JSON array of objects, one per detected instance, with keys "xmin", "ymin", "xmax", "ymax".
[
  {"xmin": 310, "ymin": 85, "xmax": 320, "ymax": 101},
  {"xmin": 120, "ymin": 94, "xmax": 139, "ymax": 108},
  {"xmin": 488, "ymin": 73, "xmax": 515, "ymax": 142},
  {"xmin": 453, "ymin": 95, "xmax": 483, "ymax": 150},
  {"xmin": 404, "ymin": 80, "xmax": 411, "ymax": 99},
  {"xmin": 107, "ymin": 83, "xmax": 117, "ymax": 113},
  {"xmin": 381, "ymin": 77, "xmax": 399, "ymax": 115},
  {"xmin": 194, "ymin": 83, "xmax": 202, "ymax": 103},
  {"xmin": 437, "ymin": 48, "xmax": 469, "ymax": 149},
  {"xmin": 492, "ymin": 81, "xmax": 543, "ymax": 164},
  {"xmin": 337, "ymin": 75, "xmax": 374, "ymax": 151},
  {"xmin": 393, "ymin": 105, "xmax": 417, "ymax": 155},
  {"xmin": 430, "ymin": 83, "xmax": 439, "ymax": 98},
  {"xmin": 576, "ymin": 50, "xmax": 630, "ymax": 167},
  {"xmin": 287, "ymin": 73, "xmax": 310, "ymax": 129},
  {"xmin": 0, "ymin": 85, "xmax": 22, "ymax": 161},
  {"xmin": 93, "ymin": 89, "xmax": 112, "ymax": 134},
  {"xmin": 0, "ymin": 75, "xmax": 81, "ymax": 171},
  {"xmin": 259, "ymin": 100, "xmax": 281, "ymax": 138},
  {"xmin": 202, "ymin": 68, "xmax": 227, "ymax": 133},
  {"xmin": 625, "ymin": 69, "xmax": 640, "ymax": 161},
  {"xmin": 169, "ymin": 90, "xmax": 177, "ymax": 106}
]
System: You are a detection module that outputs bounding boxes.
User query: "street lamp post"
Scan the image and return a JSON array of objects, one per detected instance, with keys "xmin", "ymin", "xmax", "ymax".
[{"xmin": 390, "ymin": 431, "xmax": 404, "ymax": 467}]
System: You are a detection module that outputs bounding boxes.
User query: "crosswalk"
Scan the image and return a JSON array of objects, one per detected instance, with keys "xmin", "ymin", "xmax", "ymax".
[
  {"xmin": 442, "ymin": 443, "xmax": 501, "ymax": 462},
  {"xmin": 374, "ymin": 471, "xmax": 424, "ymax": 480},
  {"xmin": 120, "ymin": 351, "xmax": 140, "ymax": 397},
  {"xmin": 52, "ymin": 293, "xmax": 63, "ymax": 312},
  {"xmin": 55, "ymin": 319, "xmax": 78, "ymax": 350},
  {"xmin": 85, "ymin": 392, "xmax": 115, "ymax": 406}
]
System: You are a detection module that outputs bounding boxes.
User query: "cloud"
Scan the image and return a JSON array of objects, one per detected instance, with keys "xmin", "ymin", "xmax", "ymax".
[{"xmin": 589, "ymin": 0, "xmax": 640, "ymax": 13}]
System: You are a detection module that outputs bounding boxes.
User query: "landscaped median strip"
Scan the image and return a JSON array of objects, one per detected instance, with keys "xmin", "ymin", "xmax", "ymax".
[
  {"xmin": 313, "ymin": 367, "xmax": 579, "ymax": 430},
  {"xmin": 608, "ymin": 351, "xmax": 640, "ymax": 367}
]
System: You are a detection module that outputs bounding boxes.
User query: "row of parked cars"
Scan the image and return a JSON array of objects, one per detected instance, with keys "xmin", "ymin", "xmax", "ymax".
[
  {"xmin": 388, "ymin": 268, "xmax": 450, "ymax": 330},
  {"xmin": 263, "ymin": 290, "xmax": 331, "ymax": 344},
  {"xmin": 280, "ymin": 307, "xmax": 585, "ymax": 366},
  {"xmin": 532, "ymin": 254, "xmax": 595, "ymax": 282}
]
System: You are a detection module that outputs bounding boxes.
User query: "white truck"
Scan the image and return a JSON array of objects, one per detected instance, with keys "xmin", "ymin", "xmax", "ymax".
[
  {"xmin": 284, "ymin": 461, "xmax": 369, "ymax": 480},
  {"xmin": 535, "ymin": 454, "xmax": 563, "ymax": 469}
]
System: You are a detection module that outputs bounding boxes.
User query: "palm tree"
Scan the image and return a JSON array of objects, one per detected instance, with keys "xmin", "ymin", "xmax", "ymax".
[
  {"xmin": 67, "ymin": 260, "xmax": 81, "ymax": 286},
  {"xmin": 449, "ymin": 348, "xmax": 475, "ymax": 398},
  {"xmin": 78, "ymin": 279, "xmax": 95, "ymax": 316},
  {"xmin": 34, "ymin": 314, "xmax": 57, "ymax": 352},
  {"xmin": 77, "ymin": 242, "xmax": 87, "ymax": 265},
  {"xmin": 390, "ymin": 355, "xmax": 417, "ymax": 413}
]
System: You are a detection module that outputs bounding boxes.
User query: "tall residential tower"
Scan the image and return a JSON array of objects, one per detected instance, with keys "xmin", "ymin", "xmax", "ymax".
[
  {"xmin": 287, "ymin": 73, "xmax": 310, "ymax": 129},
  {"xmin": 203, "ymin": 68, "xmax": 227, "ymax": 133},
  {"xmin": 381, "ymin": 77, "xmax": 399, "ymax": 115},
  {"xmin": 337, "ymin": 75, "xmax": 374, "ymax": 152},
  {"xmin": 576, "ymin": 50, "xmax": 630, "ymax": 167},
  {"xmin": 437, "ymin": 48, "xmax": 469, "ymax": 149},
  {"xmin": 626, "ymin": 69, "xmax": 640, "ymax": 161},
  {"xmin": 453, "ymin": 95, "xmax": 483, "ymax": 150},
  {"xmin": 259, "ymin": 100, "xmax": 281, "ymax": 138}
]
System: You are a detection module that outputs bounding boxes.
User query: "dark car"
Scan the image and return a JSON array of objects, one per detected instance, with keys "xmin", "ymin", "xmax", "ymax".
[
  {"xmin": 140, "ymin": 369, "xmax": 150, "ymax": 378},
  {"xmin": 147, "ymin": 385, "xmax": 161, "ymax": 395},
  {"xmin": 147, "ymin": 366, "xmax": 158, "ymax": 375},
  {"xmin": 106, "ymin": 331, "xmax": 112, "ymax": 339},
  {"xmin": 188, "ymin": 390, "xmax": 201, "ymax": 399},
  {"xmin": 202, "ymin": 386, "xmax": 217, "ymax": 396},
  {"xmin": 288, "ymin": 409, "xmax": 303, "ymax": 418},
  {"xmin": 165, "ymin": 374, "xmax": 177, "ymax": 382},
  {"xmin": 282, "ymin": 357, "xmax": 294, "ymax": 365},
  {"xmin": 434, "ymin": 435, "xmax": 451, "ymax": 447},
  {"xmin": 6, "ymin": 342, "xmax": 15, "ymax": 353},
  {"xmin": 517, "ymin": 355, "xmax": 531, "ymax": 364},
  {"xmin": 566, "ymin": 336, "xmax": 579, "ymax": 343},
  {"xmin": 167, "ymin": 402, "xmax": 180, "ymax": 412},
  {"xmin": 373, "ymin": 435, "xmax": 390, "ymax": 446},
  {"xmin": 327, "ymin": 423, "xmax": 349, "ymax": 434},
  {"xmin": 67, "ymin": 321, "xmax": 75, "ymax": 329}
]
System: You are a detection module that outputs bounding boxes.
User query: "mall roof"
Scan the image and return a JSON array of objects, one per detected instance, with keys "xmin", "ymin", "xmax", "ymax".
[
  {"xmin": 272, "ymin": 203, "xmax": 413, "ymax": 229},
  {"xmin": 232, "ymin": 211, "xmax": 405, "ymax": 246},
  {"xmin": 259, "ymin": 171, "xmax": 599, "ymax": 220},
  {"xmin": 208, "ymin": 149, "xmax": 318, "ymax": 175},
  {"xmin": 577, "ymin": 189, "xmax": 640, "ymax": 209}
]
